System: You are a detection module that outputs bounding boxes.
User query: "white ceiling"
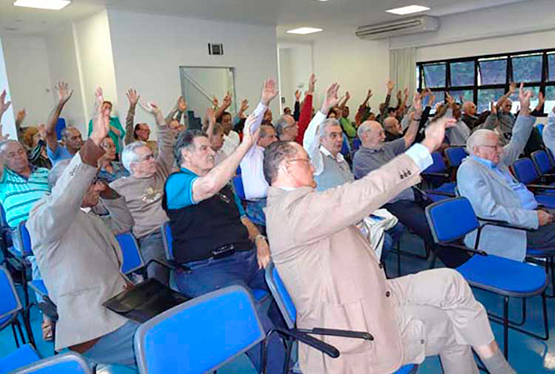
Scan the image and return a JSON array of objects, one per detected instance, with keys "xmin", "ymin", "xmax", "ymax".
[{"xmin": 0, "ymin": 0, "xmax": 531, "ymax": 39}]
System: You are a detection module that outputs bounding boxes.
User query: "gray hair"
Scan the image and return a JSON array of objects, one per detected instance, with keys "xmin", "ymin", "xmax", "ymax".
[
  {"xmin": 274, "ymin": 116, "xmax": 290, "ymax": 136},
  {"xmin": 466, "ymin": 129, "xmax": 496, "ymax": 155},
  {"xmin": 357, "ymin": 121, "xmax": 373, "ymax": 139},
  {"xmin": 259, "ymin": 124, "xmax": 275, "ymax": 139},
  {"xmin": 263, "ymin": 141, "xmax": 299, "ymax": 185},
  {"xmin": 174, "ymin": 130, "xmax": 206, "ymax": 166},
  {"xmin": 317, "ymin": 119, "xmax": 341, "ymax": 140},
  {"xmin": 121, "ymin": 141, "xmax": 147, "ymax": 171},
  {"xmin": 0, "ymin": 140, "xmax": 20, "ymax": 156},
  {"xmin": 48, "ymin": 159, "xmax": 72, "ymax": 189}
]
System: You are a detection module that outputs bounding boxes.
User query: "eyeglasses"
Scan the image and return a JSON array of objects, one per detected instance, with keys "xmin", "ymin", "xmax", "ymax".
[
  {"xmin": 480, "ymin": 144, "xmax": 503, "ymax": 150},
  {"xmin": 138, "ymin": 154, "xmax": 155, "ymax": 162}
]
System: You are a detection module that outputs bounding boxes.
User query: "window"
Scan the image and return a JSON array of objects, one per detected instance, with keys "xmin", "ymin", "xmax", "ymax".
[
  {"xmin": 478, "ymin": 58, "xmax": 507, "ymax": 85},
  {"xmin": 512, "ymin": 54, "xmax": 542, "ymax": 83},
  {"xmin": 450, "ymin": 61, "xmax": 474, "ymax": 86},
  {"xmin": 417, "ymin": 48, "xmax": 555, "ymax": 115},
  {"xmin": 423, "ymin": 63, "xmax": 446, "ymax": 88}
]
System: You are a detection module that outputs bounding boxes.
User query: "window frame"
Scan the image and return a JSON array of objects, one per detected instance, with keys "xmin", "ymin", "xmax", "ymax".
[{"xmin": 417, "ymin": 48, "xmax": 555, "ymax": 116}]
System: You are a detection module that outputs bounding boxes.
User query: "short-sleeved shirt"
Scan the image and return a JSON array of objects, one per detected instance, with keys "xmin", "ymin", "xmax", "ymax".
[
  {"xmin": 47, "ymin": 144, "xmax": 73, "ymax": 166},
  {"xmin": 88, "ymin": 117, "xmax": 126, "ymax": 154},
  {"xmin": 0, "ymin": 167, "xmax": 50, "ymax": 228},
  {"xmin": 97, "ymin": 162, "xmax": 130, "ymax": 184},
  {"xmin": 165, "ymin": 167, "xmax": 245, "ymax": 216},
  {"xmin": 352, "ymin": 138, "xmax": 414, "ymax": 202}
]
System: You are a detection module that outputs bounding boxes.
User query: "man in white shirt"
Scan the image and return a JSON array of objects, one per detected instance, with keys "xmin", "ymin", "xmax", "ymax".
[{"xmin": 219, "ymin": 111, "xmax": 241, "ymax": 156}]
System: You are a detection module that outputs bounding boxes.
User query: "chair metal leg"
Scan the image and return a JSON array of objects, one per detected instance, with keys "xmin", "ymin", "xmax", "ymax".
[
  {"xmin": 283, "ymin": 338, "xmax": 294, "ymax": 374},
  {"xmin": 503, "ymin": 296, "xmax": 509, "ymax": 360},
  {"xmin": 11, "ymin": 323, "xmax": 21, "ymax": 348},
  {"xmin": 261, "ymin": 337, "xmax": 268, "ymax": 374}
]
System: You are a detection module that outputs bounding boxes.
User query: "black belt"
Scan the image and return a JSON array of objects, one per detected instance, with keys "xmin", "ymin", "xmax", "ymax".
[{"xmin": 183, "ymin": 242, "xmax": 252, "ymax": 265}]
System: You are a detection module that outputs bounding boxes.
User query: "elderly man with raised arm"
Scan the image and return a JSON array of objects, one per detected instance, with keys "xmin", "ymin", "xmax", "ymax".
[
  {"xmin": 27, "ymin": 88, "xmax": 137, "ymax": 368},
  {"xmin": 162, "ymin": 84, "xmax": 286, "ymax": 373},
  {"xmin": 109, "ymin": 96, "xmax": 174, "ymax": 285},
  {"xmin": 263, "ymin": 107, "xmax": 514, "ymax": 374},
  {"xmin": 458, "ymin": 86, "xmax": 555, "ymax": 261},
  {"xmin": 542, "ymin": 106, "xmax": 555, "ymax": 156}
]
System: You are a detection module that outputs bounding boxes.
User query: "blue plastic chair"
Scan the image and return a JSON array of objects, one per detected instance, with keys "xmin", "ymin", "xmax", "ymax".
[
  {"xmin": 265, "ymin": 262, "xmax": 417, "ymax": 374},
  {"xmin": 233, "ymin": 175, "xmax": 246, "ymax": 201},
  {"xmin": 425, "ymin": 197, "xmax": 549, "ymax": 359},
  {"xmin": 444, "ymin": 146, "xmax": 467, "ymax": 168},
  {"xmin": 116, "ymin": 232, "xmax": 145, "ymax": 275},
  {"xmin": 0, "ymin": 266, "xmax": 28, "ymax": 348},
  {"xmin": 421, "ymin": 152, "xmax": 456, "ymax": 202},
  {"xmin": 16, "ymin": 351, "xmax": 91, "ymax": 373},
  {"xmin": 160, "ymin": 222, "xmax": 268, "ymax": 302},
  {"xmin": 531, "ymin": 150, "xmax": 555, "ymax": 177},
  {"xmin": 511, "ymin": 158, "xmax": 555, "ymax": 207},
  {"xmin": 0, "ymin": 344, "xmax": 40, "ymax": 374},
  {"xmin": 135, "ymin": 285, "xmax": 270, "ymax": 374}
]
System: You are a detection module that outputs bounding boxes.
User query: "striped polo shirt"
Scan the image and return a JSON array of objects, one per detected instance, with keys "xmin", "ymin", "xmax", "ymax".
[{"xmin": 0, "ymin": 167, "xmax": 50, "ymax": 228}]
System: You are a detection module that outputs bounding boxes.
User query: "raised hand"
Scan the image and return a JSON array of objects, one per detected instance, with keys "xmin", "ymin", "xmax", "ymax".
[
  {"xmin": 212, "ymin": 96, "xmax": 219, "ymax": 109},
  {"xmin": 387, "ymin": 80, "xmax": 395, "ymax": 93},
  {"xmin": 509, "ymin": 82, "xmax": 517, "ymax": 94},
  {"xmin": 261, "ymin": 78, "xmax": 278, "ymax": 106},
  {"xmin": 126, "ymin": 88, "xmax": 140, "ymax": 106},
  {"xmin": 413, "ymin": 92, "xmax": 423, "ymax": 117},
  {"xmin": 538, "ymin": 91, "xmax": 546, "ymax": 107},
  {"xmin": 345, "ymin": 91, "xmax": 351, "ymax": 101},
  {"xmin": 205, "ymin": 107, "xmax": 216, "ymax": 126},
  {"xmin": 490, "ymin": 101, "xmax": 497, "ymax": 115},
  {"xmin": 295, "ymin": 90, "xmax": 301, "ymax": 102},
  {"xmin": 55, "ymin": 81, "xmax": 73, "ymax": 105},
  {"xmin": 308, "ymin": 74, "xmax": 316, "ymax": 94},
  {"xmin": 38, "ymin": 123, "xmax": 47, "ymax": 140},
  {"xmin": 0, "ymin": 90, "xmax": 12, "ymax": 115},
  {"xmin": 139, "ymin": 101, "xmax": 162, "ymax": 115},
  {"xmin": 396, "ymin": 90, "xmax": 402, "ymax": 101},
  {"xmin": 16, "ymin": 109, "xmax": 26, "ymax": 124},
  {"xmin": 222, "ymin": 91, "xmax": 232, "ymax": 108},
  {"xmin": 404, "ymin": 88, "xmax": 410, "ymax": 99},
  {"xmin": 366, "ymin": 89, "xmax": 373, "ymax": 100},
  {"xmin": 242, "ymin": 111, "xmax": 262, "ymax": 147},
  {"xmin": 90, "ymin": 87, "xmax": 110, "ymax": 145},
  {"xmin": 177, "ymin": 96, "xmax": 187, "ymax": 112},
  {"xmin": 421, "ymin": 115, "xmax": 457, "ymax": 153},
  {"xmin": 445, "ymin": 92, "xmax": 454, "ymax": 105},
  {"xmin": 518, "ymin": 83, "xmax": 532, "ymax": 115},
  {"xmin": 321, "ymin": 83, "xmax": 340, "ymax": 114},
  {"xmin": 239, "ymin": 99, "xmax": 249, "ymax": 114}
]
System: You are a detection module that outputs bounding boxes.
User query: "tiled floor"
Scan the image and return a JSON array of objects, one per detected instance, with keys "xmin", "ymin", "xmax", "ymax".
[{"xmin": 2, "ymin": 235, "xmax": 555, "ymax": 373}]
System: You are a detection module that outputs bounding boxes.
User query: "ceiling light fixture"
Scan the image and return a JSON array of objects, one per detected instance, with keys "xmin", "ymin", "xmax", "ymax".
[
  {"xmin": 386, "ymin": 5, "xmax": 430, "ymax": 15},
  {"xmin": 287, "ymin": 27, "xmax": 323, "ymax": 35},
  {"xmin": 14, "ymin": 0, "xmax": 71, "ymax": 10}
]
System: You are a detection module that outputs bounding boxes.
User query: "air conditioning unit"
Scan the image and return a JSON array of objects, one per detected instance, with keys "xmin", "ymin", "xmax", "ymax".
[{"xmin": 356, "ymin": 16, "xmax": 439, "ymax": 40}]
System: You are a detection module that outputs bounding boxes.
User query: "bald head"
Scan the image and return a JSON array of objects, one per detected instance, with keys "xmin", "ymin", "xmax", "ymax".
[
  {"xmin": 462, "ymin": 101, "xmax": 477, "ymax": 116},
  {"xmin": 358, "ymin": 120, "xmax": 385, "ymax": 148},
  {"xmin": 383, "ymin": 117, "xmax": 402, "ymax": 135}
]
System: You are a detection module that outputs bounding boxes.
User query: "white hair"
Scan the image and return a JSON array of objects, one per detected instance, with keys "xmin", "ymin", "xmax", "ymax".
[
  {"xmin": 357, "ymin": 121, "xmax": 374, "ymax": 139},
  {"xmin": 121, "ymin": 141, "xmax": 147, "ymax": 171},
  {"xmin": 317, "ymin": 118, "xmax": 341, "ymax": 140},
  {"xmin": 466, "ymin": 129, "xmax": 496, "ymax": 155}
]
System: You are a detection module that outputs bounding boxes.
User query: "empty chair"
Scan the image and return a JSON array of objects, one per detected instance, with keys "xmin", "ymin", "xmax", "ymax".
[
  {"xmin": 0, "ymin": 266, "xmax": 28, "ymax": 348},
  {"xmin": 445, "ymin": 146, "xmax": 468, "ymax": 168},
  {"xmin": 531, "ymin": 150, "xmax": 555, "ymax": 178},
  {"xmin": 116, "ymin": 232, "xmax": 145, "ymax": 275},
  {"xmin": 426, "ymin": 197, "xmax": 549, "ymax": 359},
  {"xmin": 421, "ymin": 152, "xmax": 456, "ymax": 202},
  {"xmin": 16, "ymin": 351, "xmax": 91, "ymax": 374},
  {"xmin": 135, "ymin": 285, "xmax": 280, "ymax": 374},
  {"xmin": 265, "ymin": 261, "xmax": 417, "ymax": 374},
  {"xmin": 511, "ymin": 158, "xmax": 555, "ymax": 207},
  {"xmin": 0, "ymin": 344, "xmax": 40, "ymax": 374}
]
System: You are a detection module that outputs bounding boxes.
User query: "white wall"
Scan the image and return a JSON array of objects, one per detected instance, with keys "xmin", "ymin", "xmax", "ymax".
[
  {"xmin": 107, "ymin": 9, "xmax": 279, "ymax": 134},
  {"xmin": 278, "ymin": 47, "xmax": 293, "ymax": 111},
  {"xmin": 1, "ymin": 35, "xmax": 53, "ymax": 131},
  {"xmin": 0, "ymin": 38, "xmax": 16, "ymax": 138},
  {"xmin": 312, "ymin": 34, "xmax": 390, "ymax": 114},
  {"xmin": 44, "ymin": 23, "xmax": 87, "ymax": 130},
  {"xmin": 73, "ymin": 9, "xmax": 119, "ymax": 131},
  {"xmin": 390, "ymin": 0, "xmax": 555, "ymax": 62}
]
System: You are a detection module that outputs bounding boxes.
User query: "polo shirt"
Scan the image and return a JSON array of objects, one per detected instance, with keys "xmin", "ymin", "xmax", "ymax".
[{"xmin": 0, "ymin": 167, "xmax": 50, "ymax": 228}]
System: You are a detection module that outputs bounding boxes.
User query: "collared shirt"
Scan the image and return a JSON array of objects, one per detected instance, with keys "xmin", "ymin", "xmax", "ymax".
[
  {"xmin": 303, "ymin": 111, "xmax": 330, "ymax": 176},
  {"xmin": 47, "ymin": 144, "xmax": 73, "ymax": 166},
  {"xmin": 0, "ymin": 166, "xmax": 50, "ymax": 228},
  {"xmin": 222, "ymin": 130, "xmax": 240, "ymax": 157},
  {"xmin": 97, "ymin": 161, "xmax": 130, "ymax": 183},
  {"xmin": 471, "ymin": 155, "xmax": 538, "ymax": 210},
  {"xmin": 165, "ymin": 167, "xmax": 246, "ymax": 216},
  {"xmin": 353, "ymin": 138, "xmax": 415, "ymax": 202}
]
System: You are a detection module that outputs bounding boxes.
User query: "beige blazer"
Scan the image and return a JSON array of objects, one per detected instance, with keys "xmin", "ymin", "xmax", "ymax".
[
  {"xmin": 27, "ymin": 151, "xmax": 134, "ymax": 351},
  {"xmin": 265, "ymin": 154, "xmax": 421, "ymax": 374}
]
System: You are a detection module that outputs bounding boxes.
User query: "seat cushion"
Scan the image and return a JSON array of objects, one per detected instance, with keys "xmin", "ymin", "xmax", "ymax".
[
  {"xmin": 0, "ymin": 344, "xmax": 40, "ymax": 373},
  {"xmin": 456, "ymin": 254, "xmax": 547, "ymax": 296}
]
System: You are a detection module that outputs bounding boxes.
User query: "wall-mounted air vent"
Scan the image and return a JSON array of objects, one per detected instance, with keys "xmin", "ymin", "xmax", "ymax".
[{"xmin": 208, "ymin": 43, "xmax": 224, "ymax": 56}]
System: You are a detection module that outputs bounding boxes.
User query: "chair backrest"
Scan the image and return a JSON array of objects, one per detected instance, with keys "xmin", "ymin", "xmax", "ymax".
[
  {"xmin": 547, "ymin": 148, "xmax": 555, "ymax": 168},
  {"xmin": 531, "ymin": 150, "xmax": 553, "ymax": 175},
  {"xmin": 161, "ymin": 222, "xmax": 174, "ymax": 261},
  {"xmin": 233, "ymin": 175, "xmax": 246, "ymax": 200},
  {"xmin": 425, "ymin": 197, "xmax": 480, "ymax": 243},
  {"xmin": 0, "ymin": 344, "xmax": 40, "ymax": 373},
  {"xmin": 134, "ymin": 285, "xmax": 265, "ymax": 374},
  {"xmin": 512, "ymin": 158, "xmax": 540, "ymax": 184},
  {"xmin": 16, "ymin": 351, "xmax": 91, "ymax": 373},
  {"xmin": 445, "ymin": 147, "xmax": 467, "ymax": 168},
  {"xmin": 16, "ymin": 221, "xmax": 33, "ymax": 258},
  {"xmin": 116, "ymin": 232, "xmax": 145, "ymax": 275},
  {"xmin": 352, "ymin": 138, "xmax": 361, "ymax": 151},
  {"xmin": 265, "ymin": 261, "xmax": 297, "ymax": 329},
  {"xmin": 0, "ymin": 266, "xmax": 22, "ymax": 321},
  {"xmin": 424, "ymin": 152, "xmax": 447, "ymax": 173},
  {"xmin": 536, "ymin": 123, "xmax": 545, "ymax": 136}
]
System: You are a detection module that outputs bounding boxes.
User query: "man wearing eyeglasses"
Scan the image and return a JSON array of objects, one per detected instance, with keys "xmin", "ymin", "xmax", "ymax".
[
  {"xmin": 458, "ymin": 85, "xmax": 555, "ymax": 262},
  {"xmin": 275, "ymin": 114, "xmax": 299, "ymax": 141},
  {"xmin": 109, "ymin": 99, "xmax": 174, "ymax": 285}
]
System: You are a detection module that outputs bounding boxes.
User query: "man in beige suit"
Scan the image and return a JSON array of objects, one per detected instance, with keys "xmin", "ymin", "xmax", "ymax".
[
  {"xmin": 27, "ymin": 88, "xmax": 137, "ymax": 368},
  {"xmin": 263, "ymin": 84, "xmax": 513, "ymax": 374}
]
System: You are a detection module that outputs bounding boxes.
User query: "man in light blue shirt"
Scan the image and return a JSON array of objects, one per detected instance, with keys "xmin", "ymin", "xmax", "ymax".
[{"xmin": 458, "ymin": 86, "xmax": 555, "ymax": 261}]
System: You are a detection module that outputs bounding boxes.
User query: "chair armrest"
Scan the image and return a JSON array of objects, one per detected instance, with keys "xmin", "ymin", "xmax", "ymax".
[
  {"xmin": 425, "ymin": 190, "xmax": 455, "ymax": 197},
  {"xmin": 299, "ymin": 327, "xmax": 373, "ymax": 341},
  {"xmin": 438, "ymin": 242, "xmax": 488, "ymax": 256},
  {"xmin": 527, "ymin": 184, "xmax": 555, "ymax": 191},
  {"xmin": 145, "ymin": 258, "xmax": 191, "ymax": 273},
  {"xmin": 273, "ymin": 328, "xmax": 340, "ymax": 358},
  {"xmin": 479, "ymin": 220, "xmax": 534, "ymax": 232},
  {"xmin": 422, "ymin": 172, "xmax": 450, "ymax": 179}
]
